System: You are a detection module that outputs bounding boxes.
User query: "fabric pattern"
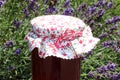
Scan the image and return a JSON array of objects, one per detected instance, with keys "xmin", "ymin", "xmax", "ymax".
[{"xmin": 25, "ymin": 15, "xmax": 100, "ymax": 59}]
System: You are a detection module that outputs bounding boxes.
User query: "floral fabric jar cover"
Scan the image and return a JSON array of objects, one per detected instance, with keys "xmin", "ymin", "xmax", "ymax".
[{"xmin": 25, "ymin": 15, "xmax": 100, "ymax": 59}]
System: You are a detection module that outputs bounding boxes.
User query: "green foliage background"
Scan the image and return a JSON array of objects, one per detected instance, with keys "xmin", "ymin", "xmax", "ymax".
[{"xmin": 0, "ymin": 0, "xmax": 120, "ymax": 80}]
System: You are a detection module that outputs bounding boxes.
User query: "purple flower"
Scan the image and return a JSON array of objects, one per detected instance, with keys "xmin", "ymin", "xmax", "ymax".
[
  {"xmin": 89, "ymin": 20, "xmax": 95, "ymax": 26},
  {"xmin": 91, "ymin": 6, "xmax": 97, "ymax": 13},
  {"xmin": 111, "ymin": 74, "xmax": 119, "ymax": 80},
  {"xmin": 77, "ymin": 3, "xmax": 87, "ymax": 11},
  {"xmin": 95, "ymin": 0, "xmax": 103, "ymax": 7},
  {"xmin": 45, "ymin": 6, "xmax": 58, "ymax": 14},
  {"xmin": 0, "ymin": 1, "xmax": 2, "ymax": 7},
  {"xmin": 117, "ymin": 40, "xmax": 120, "ymax": 46},
  {"xmin": 97, "ymin": 67, "xmax": 104, "ymax": 73},
  {"xmin": 106, "ymin": 16, "xmax": 120, "ymax": 24},
  {"xmin": 106, "ymin": 62, "xmax": 116, "ymax": 71},
  {"xmin": 88, "ymin": 71, "xmax": 94, "ymax": 77},
  {"xmin": 63, "ymin": 0, "xmax": 71, "ymax": 7},
  {"xmin": 0, "ymin": 0, "xmax": 6, "ymax": 7},
  {"xmin": 106, "ymin": 19, "xmax": 113, "ymax": 24},
  {"xmin": 102, "ymin": 40, "xmax": 114, "ymax": 48},
  {"xmin": 28, "ymin": 1, "xmax": 36, "ymax": 10},
  {"xmin": 4, "ymin": 41, "xmax": 14, "ymax": 47},
  {"xmin": 62, "ymin": 7, "xmax": 74, "ymax": 15},
  {"xmin": 97, "ymin": 23, "xmax": 102, "ymax": 27},
  {"xmin": 14, "ymin": 48, "xmax": 21, "ymax": 55},
  {"xmin": 13, "ymin": 20, "xmax": 21, "ymax": 29},
  {"xmin": 97, "ymin": 9, "xmax": 104, "ymax": 18},
  {"xmin": 113, "ymin": 46, "xmax": 119, "ymax": 53},
  {"xmin": 107, "ymin": 2, "xmax": 113, "ymax": 9},
  {"xmin": 23, "ymin": 8, "xmax": 29, "ymax": 18},
  {"xmin": 109, "ymin": 24, "xmax": 118, "ymax": 31},
  {"xmin": 99, "ymin": 33, "xmax": 107, "ymax": 39}
]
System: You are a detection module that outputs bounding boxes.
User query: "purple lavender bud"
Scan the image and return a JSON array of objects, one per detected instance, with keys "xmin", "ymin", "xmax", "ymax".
[
  {"xmin": 91, "ymin": 6, "xmax": 97, "ymax": 13},
  {"xmin": 97, "ymin": 68, "xmax": 104, "ymax": 73},
  {"xmin": 0, "ymin": 1, "xmax": 2, "ymax": 7},
  {"xmin": 102, "ymin": 41, "xmax": 114, "ymax": 48},
  {"xmin": 109, "ymin": 24, "xmax": 118, "ymax": 31},
  {"xmin": 63, "ymin": 0, "xmax": 70, "ymax": 7},
  {"xmin": 96, "ymin": 0, "xmax": 103, "ymax": 7},
  {"xmin": 98, "ymin": 9, "xmax": 104, "ymax": 17},
  {"xmin": 62, "ymin": 7, "xmax": 74, "ymax": 15},
  {"xmin": 111, "ymin": 74, "xmax": 119, "ymax": 80},
  {"xmin": 88, "ymin": 71, "xmax": 94, "ymax": 77},
  {"xmin": 45, "ymin": 6, "xmax": 58, "ymax": 14},
  {"xmin": 89, "ymin": 20, "xmax": 95, "ymax": 26},
  {"xmin": 0, "ymin": 0, "xmax": 6, "ymax": 7},
  {"xmin": 13, "ymin": 20, "xmax": 21, "ymax": 29},
  {"xmin": 28, "ymin": 1, "xmax": 35, "ymax": 10},
  {"xmin": 113, "ymin": 46, "xmax": 119, "ymax": 52},
  {"xmin": 23, "ymin": 8, "xmax": 29, "ymax": 18},
  {"xmin": 107, "ymin": 2, "xmax": 113, "ymax": 9},
  {"xmin": 14, "ymin": 48, "xmax": 21, "ymax": 55},
  {"xmin": 4, "ymin": 41, "xmax": 14, "ymax": 47},
  {"xmin": 106, "ymin": 63, "xmax": 116, "ymax": 71},
  {"xmin": 106, "ymin": 19, "xmax": 112, "ymax": 24},
  {"xmin": 117, "ymin": 40, "xmax": 120, "ymax": 47},
  {"xmin": 98, "ymin": 23, "xmax": 102, "ymax": 27},
  {"xmin": 99, "ymin": 33, "xmax": 107, "ymax": 39},
  {"xmin": 77, "ymin": 3, "xmax": 87, "ymax": 11}
]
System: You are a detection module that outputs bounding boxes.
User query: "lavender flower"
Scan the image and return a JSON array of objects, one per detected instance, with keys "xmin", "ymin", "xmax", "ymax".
[
  {"xmin": 102, "ymin": 41, "xmax": 114, "ymax": 48},
  {"xmin": 63, "ymin": 0, "xmax": 71, "ymax": 7},
  {"xmin": 113, "ymin": 46, "xmax": 119, "ymax": 53},
  {"xmin": 62, "ymin": 7, "xmax": 74, "ymax": 15},
  {"xmin": 45, "ymin": 6, "xmax": 58, "ymax": 14},
  {"xmin": 107, "ymin": 1, "xmax": 113, "ymax": 9},
  {"xmin": 117, "ymin": 40, "xmax": 120, "ymax": 46},
  {"xmin": 0, "ymin": 1, "xmax": 2, "ymax": 7},
  {"xmin": 23, "ymin": 8, "xmax": 29, "ymax": 18},
  {"xmin": 77, "ymin": 3, "xmax": 87, "ymax": 11},
  {"xmin": 91, "ymin": 6, "xmax": 97, "ymax": 13},
  {"xmin": 88, "ymin": 71, "xmax": 94, "ymax": 77},
  {"xmin": 28, "ymin": 0, "xmax": 36, "ymax": 10},
  {"xmin": 111, "ymin": 73, "xmax": 120, "ymax": 80},
  {"xmin": 97, "ymin": 9, "xmax": 104, "ymax": 18},
  {"xmin": 13, "ymin": 20, "xmax": 21, "ymax": 29},
  {"xmin": 97, "ymin": 23, "xmax": 102, "ymax": 27},
  {"xmin": 106, "ymin": 62, "xmax": 116, "ymax": 71},
  {"xmin": 89, "ymin": 20, "xmax": 95, "ymax": 26},
  {"xmin": 109, "ymin": 24, "xmax": 118, "ymax": 31},
  {"xmin": 95, "ymin": 0, "xmax": 103, "ymax": 7},
  {"xmin": 0, "ymin": 0, "xmax": 6, "ymax": 7},
  {"xmin": 99, "ymin": 33, "xmax": 107, "ymax": 39},
  {"xmin": 14, "ymin": 48, "xmax": 21, "ymax": 55},
  {"xmin": 4, "ymin": 41, "xmax": 14, "ymax": 47},
  {"xmin": 106, "ymin": 16, "xmax": 120, "ymax": 24}
]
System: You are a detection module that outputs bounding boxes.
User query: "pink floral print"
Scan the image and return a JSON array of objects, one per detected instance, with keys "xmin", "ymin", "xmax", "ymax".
[{"xmin": 25, "ymin": 15, "xmax": 100, "ymax": 59}]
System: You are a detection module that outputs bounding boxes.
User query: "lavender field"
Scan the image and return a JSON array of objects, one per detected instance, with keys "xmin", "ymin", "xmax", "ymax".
[{"xmin": 0, "ymin": 0, "xmax": 120, "ymax": 80}]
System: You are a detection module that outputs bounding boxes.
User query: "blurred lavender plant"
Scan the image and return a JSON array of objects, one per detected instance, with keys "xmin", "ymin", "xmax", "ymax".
[
  {"xmin": 88, "ymin": 62, "xmax": 117, "ymax": 79},
  {"xmin": 13, "ymin": 20, "xmax": 22, "ymax": 29},
  {"xmin": 4, "ymin": 41, "xmax": 14, "ymax": 47},
  {"xmin": 14, "ymin": 48, "xmax": 21, "ymax": 55},
  {"xmin": 0, "ymin": 0, "xmax": 6, "ymax": 7}
]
